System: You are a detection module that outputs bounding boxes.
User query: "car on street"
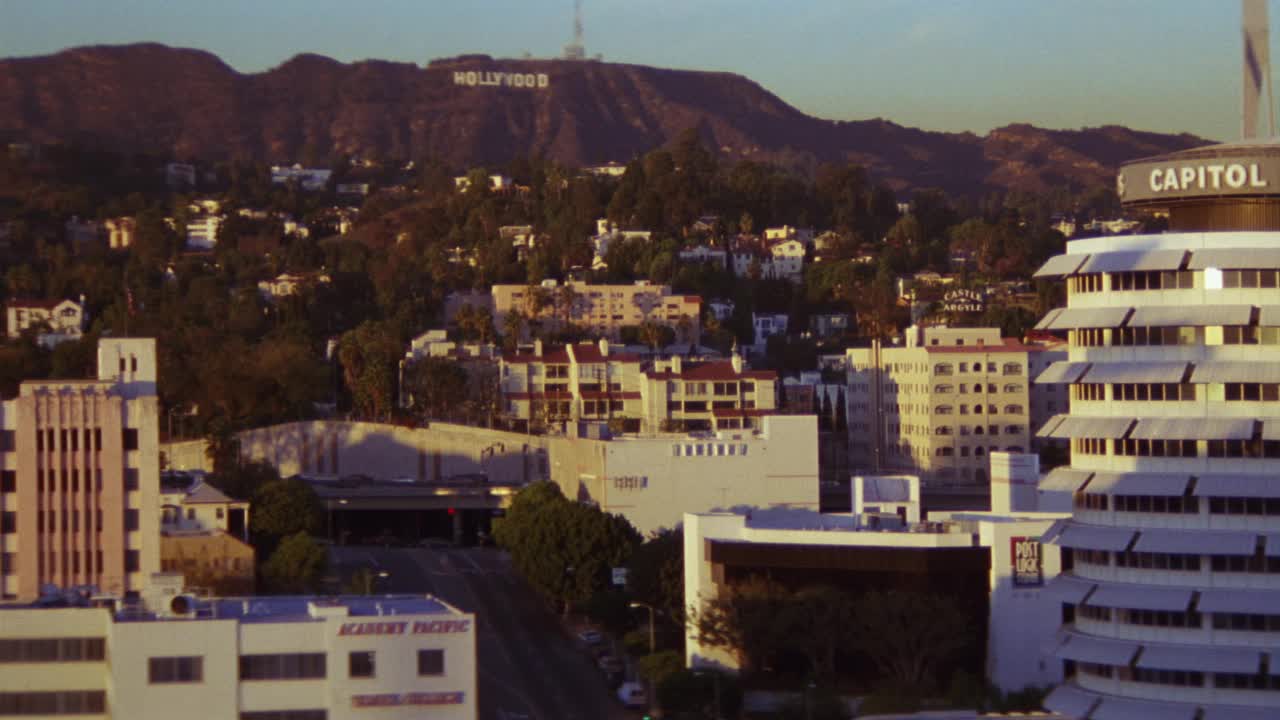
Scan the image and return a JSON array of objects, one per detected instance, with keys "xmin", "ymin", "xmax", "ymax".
[
  {"xmin": 596, "ymin": 654, "xmax": 623, "ymax": 674},
  {"xmin": 576, "ymin": 629, "xmax": 604, "ymax": 646},
  {"xmin": 616, "ymin": 682, "xmax": 647, "ymax": 709}
]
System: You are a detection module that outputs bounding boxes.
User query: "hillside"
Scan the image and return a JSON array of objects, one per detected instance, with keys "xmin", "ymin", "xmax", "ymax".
[{"xmin": 0, "ymin": 43, "xmax": 1208, "ymax": 195}]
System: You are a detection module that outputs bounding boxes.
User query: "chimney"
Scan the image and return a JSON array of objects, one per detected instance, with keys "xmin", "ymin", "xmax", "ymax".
[
  {"xmin": 731, "ymin": 353, "xmax": 744, "ymax": 374},
  {"xmin": 599, "ymin": 338, "xmax": 609, "ymax": 357},
  {"xmin": 534, "ymin": 338, "xmax": 544, "ymax": 357}
]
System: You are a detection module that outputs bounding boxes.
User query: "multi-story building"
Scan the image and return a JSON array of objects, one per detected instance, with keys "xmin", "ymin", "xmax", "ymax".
[
  {"xmin": 0, "ymin": 338, "xmax": 161, "ymax": 601},
  {"xmin": 499, "ymin": 340, "xmax": 645, "ymax": 432},
  {"xmin": 498, "ymin": 341, "xmax": 777, "ymax": 434},
  {"xmin": 185, "ymin": 216, "xmax": 222, "ymax": 250},
  {"xmin": 682, "ymin": 481, "xmax": 1067, "ymax": 692},
  {"xmin": 1037, "ymin": 139, "xmax": 1280, "ymax": 718},
  {"xmin": 550, "ymin": 415, "xmax": 818, "ymax": 534},
  {"xmin": 846, "ymin": 326, "xmax": 1062, "ymax": 487},
  {"xmin": 490, "ymin": 280, "xmax": 700, "ymax": 343},
  {"xmin": 5, "ymin": 298, "xmax": 86, "ymax": 346},
  {"xmin": 0, "ymin": 592, "xmax": 477, "ymax": 720},
  {"xmin": 639, "ymin": 354, "xmax": 778, "ymax": 433}
]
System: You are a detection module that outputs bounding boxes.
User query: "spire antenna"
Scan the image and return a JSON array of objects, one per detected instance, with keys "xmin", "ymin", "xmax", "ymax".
[{"xmin": 1242, "ymin": 0, "xmax": 1276, "ymax": 138}]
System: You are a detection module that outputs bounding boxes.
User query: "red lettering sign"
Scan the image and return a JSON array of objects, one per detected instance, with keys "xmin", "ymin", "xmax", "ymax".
[
  {"xmin": 412, "ymin": 619, "xmax": 472, "ymax": 634},
  {"xmin": 338, "ymin": 622, "xmax": 408, "ymax": 637}
]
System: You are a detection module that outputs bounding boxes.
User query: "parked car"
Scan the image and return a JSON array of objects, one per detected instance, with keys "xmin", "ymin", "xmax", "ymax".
[
  {"xmin": 576, "ymin": 629, "xmax": 604, "ymax": 646},
  {"xmin": 616, "ymin": 682, "xmax": 647, "ymax": 709},
  {"xmin": 597, "ymin": 654, "xmax": 623, "ymax": 674}
]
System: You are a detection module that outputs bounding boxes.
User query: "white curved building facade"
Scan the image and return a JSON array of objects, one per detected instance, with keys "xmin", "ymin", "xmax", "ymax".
[{"xmin": 1036, "ymin": 228, "xmax": 1280, "ymax": 719}]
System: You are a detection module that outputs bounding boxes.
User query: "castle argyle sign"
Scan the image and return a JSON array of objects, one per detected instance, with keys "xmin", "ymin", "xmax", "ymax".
[
  {"xmin": 453, "ymin": 70, "xmax": 550, "ymax": 89},
  {"xmin": 941, "ymin": 288, "xmax": 985, "ymax": 314}
]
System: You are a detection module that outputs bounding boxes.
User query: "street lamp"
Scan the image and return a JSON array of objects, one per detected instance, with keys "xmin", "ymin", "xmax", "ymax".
[
  {"xmin": 629, "ymin": 601, "xmax": 658, "ymax": 717},
  {"xmin": 363, "ymin": 570, "xmax": 390, "ymax": 595},
  {"xmin": 628, "ymin": 601, "xmax": 656, "ymax": 655}
]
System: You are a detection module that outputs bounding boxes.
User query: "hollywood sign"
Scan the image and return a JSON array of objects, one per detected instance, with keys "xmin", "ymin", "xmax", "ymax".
[{"xmin": 453, "ymin": 70, "xmax": 550, "ymax": 89}]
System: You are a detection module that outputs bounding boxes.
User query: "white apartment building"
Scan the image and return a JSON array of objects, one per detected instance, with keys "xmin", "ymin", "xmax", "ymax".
[
  {"xmin": 845, "ymin": 326, "xmax": 1062, "ymax": 487},
  {"xmin": 5, "ymin": 298, "xmax": 85, "ymax": 346},
  {"xmin": 0, "ymin": 593, "xmax": 476, "ymax": 720},
  {"xmin": 272, "ymin": 165, "xmax": 333, "ymax": 191},
  {"xmin": 185, "ymin": 216, "xmax": 222, "ymax": 250},
  {"xmin": 1036, "ymin": 139, "xmax": 1280, "ymax": 718}
]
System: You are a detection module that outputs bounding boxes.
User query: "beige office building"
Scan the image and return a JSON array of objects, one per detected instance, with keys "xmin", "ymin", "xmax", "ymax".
[
  {"xmin": 846, "ymin": 326, "xmax": 1062, "ymax": 487},
  {"xmin": 491, "ymin": 280, "xmax": 700, "ymax": 342},
  {"xmin": 0, "ymin": 339, "xmax": 161, "ymax": 602}
]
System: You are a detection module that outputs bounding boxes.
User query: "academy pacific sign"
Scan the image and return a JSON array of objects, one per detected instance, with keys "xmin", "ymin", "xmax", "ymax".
[
  {"xmin": 453, "ymin": 70, "xmax": 549, "ymax": 89},
  {"xmin": 1118, "ymin": 155, "xmax": 1280, "ymax": 203}
]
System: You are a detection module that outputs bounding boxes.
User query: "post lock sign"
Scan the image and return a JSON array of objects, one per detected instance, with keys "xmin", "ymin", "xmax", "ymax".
[{"xmin": 1010, "ymin": 536, "xmax": 1043, "ymax": 587}]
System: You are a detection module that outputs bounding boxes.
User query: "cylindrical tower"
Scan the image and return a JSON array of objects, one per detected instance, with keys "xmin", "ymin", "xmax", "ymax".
[{"xmin": 1038, "ymin": 144, "xmax": 1280, "ymax": 718}]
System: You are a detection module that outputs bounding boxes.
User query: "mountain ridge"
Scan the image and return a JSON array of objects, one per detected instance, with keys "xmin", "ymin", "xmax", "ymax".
[{"xmin": 0, "ymin": 43, "xmax": 1209, "ymax": 196}]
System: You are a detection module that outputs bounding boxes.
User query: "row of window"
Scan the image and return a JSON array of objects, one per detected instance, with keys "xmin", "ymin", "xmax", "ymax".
[
  {"xmin": 1070, "ymin": 270, "xmax": 1196, "ymax": 293},
  {"xmin": 933, "ymin": 383, "xmax": 1024, "ymax": 394},
  {"xmin": 1075, "ymin": 326, "xmax": 1280, "ymax": 347},
  {"xmin": 0, "ymin": 691, "xmax": 105, "ymax": 715},
  {"xmin": 934, "ymin": 425, "xmax": 1022, "ymax": 436},
  {"xmin": 1085, "ymin": 494, "xmax": 1280, "ymax": 517},
  {"xmin": 1077, "ymin": 548, "xmax": 1280, "ymax": 574},
  {"xmin": 934, "ymin": 404, "xmax": 1024, "ymax": 415},
  {"xmin": 933, "ymin": 363, "xmax": 1023, "ymax": 376},
  {"xmin": 933, "ymin": 446, "xmax": 1024, "ymax": 457},
  {"xmin": 1078, "ymin": 663, "xmax": 1280, "ymax": 691},
  {"xmin": 149, "ymin": 649, "xmax": 446, "ymax": 685},
  {"xmin": 1074, "ymin": 437, "xmax": 1280, "ymax": 459},
  {"xmin": 0, "ymin": 638, "xmax": 105, "ymax": 663},
  {"xmin": 672, "ymin": 443, "xmax": 749, "ymax": 457}
]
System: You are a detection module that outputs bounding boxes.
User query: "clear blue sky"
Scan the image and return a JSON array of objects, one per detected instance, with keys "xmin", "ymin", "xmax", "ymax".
[{"xmin": 0, "ymin": 0, "xmax": 1264, "ymax": 141}]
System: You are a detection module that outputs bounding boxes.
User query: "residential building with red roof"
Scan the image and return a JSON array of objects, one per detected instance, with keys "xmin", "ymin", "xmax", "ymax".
[{"xmin": 498, "ymin": 341, "xmax": 779, "ymax": 434}]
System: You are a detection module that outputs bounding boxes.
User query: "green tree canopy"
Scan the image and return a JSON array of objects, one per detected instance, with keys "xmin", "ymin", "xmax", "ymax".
[
  {"xmin": 261, "ymin": 532, "xmax": 328, "ymax": 594},
  {"xmin": 493, "ymin": 482, "xmax": 641, "ymax": 614}
]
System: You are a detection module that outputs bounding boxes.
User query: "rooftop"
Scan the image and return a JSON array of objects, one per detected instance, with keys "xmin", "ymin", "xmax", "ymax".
[{"xmin": 6, "ymin": 593, "xmax": 461, "ymax": 624}]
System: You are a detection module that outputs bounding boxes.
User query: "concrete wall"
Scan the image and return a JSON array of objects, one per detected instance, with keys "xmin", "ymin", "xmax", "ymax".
[
  {"xmin": 551, "ymin": 415, "xmax": 819, "ymax": 535},
  {"xmin": 235, "ymin": 421, "xmax": 551, "ymax": 486}
]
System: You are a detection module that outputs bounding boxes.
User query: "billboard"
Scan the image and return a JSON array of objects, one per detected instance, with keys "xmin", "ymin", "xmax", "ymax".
[{"xmin": 1010, "ymin": 536, "xmax": 1043, "ymax": 587}]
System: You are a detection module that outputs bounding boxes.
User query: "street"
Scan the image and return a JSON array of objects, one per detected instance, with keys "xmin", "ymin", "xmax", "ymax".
[{"xmin": 330, "ymin": 544, "xmax": 639, "ymax": 720}]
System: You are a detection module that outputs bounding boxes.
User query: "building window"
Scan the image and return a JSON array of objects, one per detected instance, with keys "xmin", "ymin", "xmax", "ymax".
[
  {"xmin": 239, "ymin": 653, "xmax": 327, "ymax": 680},
  {"xmin": 124, "ymin": 550, "xmax": 140, "ymax": 572},
  {"xmin": 0, "ymin": 691, "xmax": 106, "ymax": 715},
  {"xmin": 0, "ymin": 471, "xmax": 12, "ymax": 493},
  {"xmin": 417, "ymin": 649, "xmax": 445, "ymax": 676},
  {"xmin": 349, "ymin": 651, "xmax": 375, "ymax": 678},
  {"xmin": 124, "ymin": 469, "xmax": 139, "ymax": 490},
  {"xmin": 124, "ymin": 509, "xmax": 139, "ymax": 531},
  {"xmin": 123, "ymin": 429, "xmax": 139, "ymax": 451},
  {"xmin": 149, "ymin": 656, "xmax": 203, "ymax": 683},
  {"xmin": 0, "ymin": 638, "xmax": 105, "ymax": 662},
  {"xmin": 0, "ymin": 431, "xmax": 13, "ymax": 452}
]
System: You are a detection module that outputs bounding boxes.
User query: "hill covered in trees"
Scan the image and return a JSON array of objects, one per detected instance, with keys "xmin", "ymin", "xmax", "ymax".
[{"xmin": 0, "ymin": 44, "xmax": 1207, "ymax": 197}]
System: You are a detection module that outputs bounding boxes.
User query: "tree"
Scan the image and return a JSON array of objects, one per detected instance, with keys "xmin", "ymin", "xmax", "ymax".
[
  {"xmin": 784, "ymin": 586, "xmax": 856, "ymax": 681},
  {"xmin": 493, "ymin": 482, "xmax": 641, "ymax": 614},
  {"xmin": 849, "ymin": 591, "xmax": 971, "ymax": 692},
  {"xmin": 261, "ymin": 532, "xmax": 328, "ymax": 594},
  {"xmin": 694, "ymin": 576, "xmax": 792, "ymax": 672},
  {"xmin": 337, "ymin": 320, "xmax": 402, "ymax": 420},
  {"xmin": 627, "ymin": 528, "xmax": 685, "ymax": 623},
  {"xmin": 403, "ymin": 357, "xmax": 469, "ymax": 421},
  {"xmin": 250, "ymin": 475, "xmax": 323, "ymax": 555}
]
